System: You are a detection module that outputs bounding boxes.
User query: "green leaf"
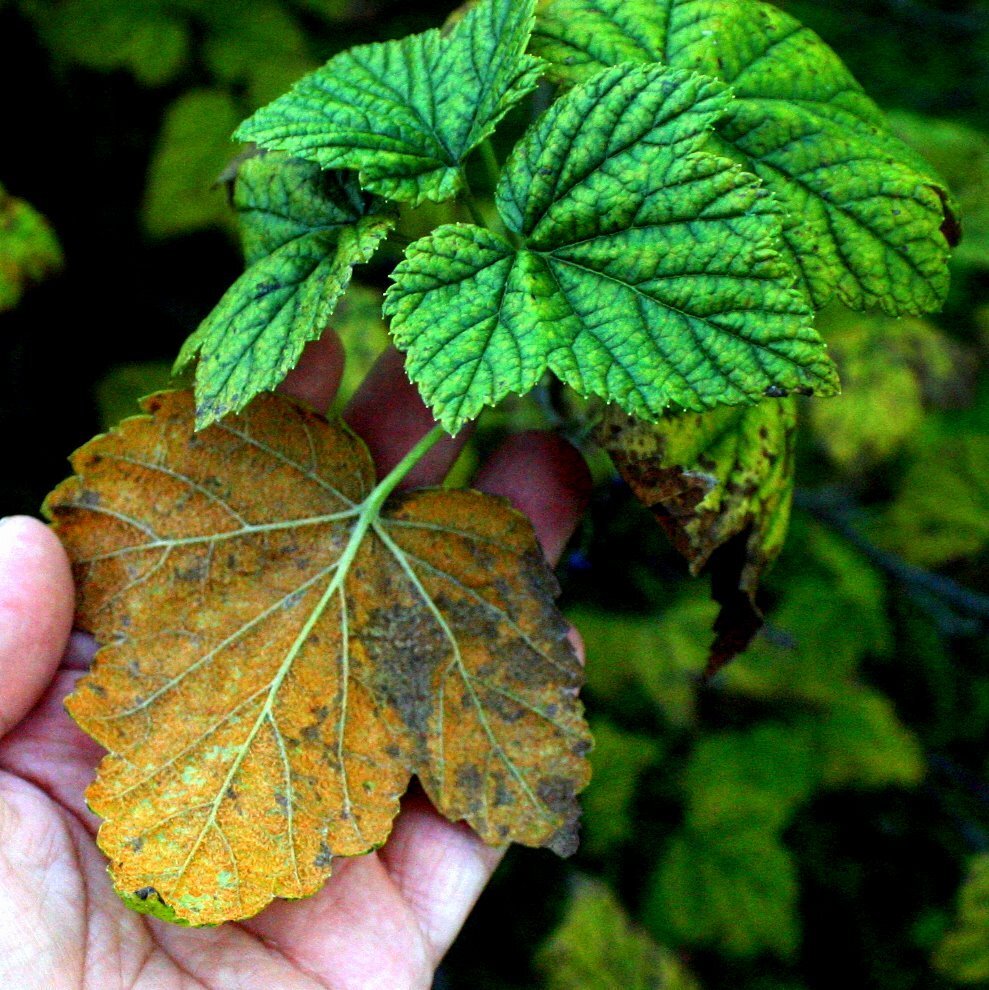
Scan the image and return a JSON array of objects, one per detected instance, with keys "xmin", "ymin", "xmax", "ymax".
[
  {"xmin": 533, "ymin": 0, "xmax": 954, "ymax": 315},
  {"xmin": 235, "ymin": 0, "xmax": 543, "ymax": 206},
  {"xmin": 683, "ymin": 723, "xmax": 817, "ymax": 833},
  {"xmin": 805, "ymin": 688, "xmax": 924, "ymax": 790},
  {"xmin": 32, "ymin": 0, "xmax": 189, "ymax": 86},
  {"xmin": 598, "ymin": 397, "xmax": 798, "ymax": 670},
  {"xmin": 725, "ymin": 523, "xmax": 892, "ymax": 702},
  {"xmin": 646, "ymin": 828, "xmax": 800, "ymax": 959},
  {"xmin": 177, "ymin": 154, "xmax": 396, "ymax": 428},
  {"xmin": 877, "ymin": 430, "xmax": 989, "ymax": 567},
  {"xmin": 808, "ymin": 305, "xmax": 963, "ymax": 471},
  {"xmin": 888, "ymin": 112, "xmax": 989, "ymax": 271},
  {"xmin": 572, "ymin": 595, "xmax": 714, "ymax": 727},
  {"xmin": 581, "ymin": 719, "xmax": 662, "ymax": 858},
  {"xmin": 935, "ymin": 854, "xmax": 989, "ymax": 983},
  {"xmin": 387, "ymin": 64, "xmax": 837, "ymax": 433},
  {"xmin": 142, "ymin": 90, "xmax": 242, "ymax": 240},
  {"xmin": 0, "ymin": 182, "xmax": 62, "ymax": 312},
  {"xmin": 539, "ymin": 879, "xmax": 699, "ymax": 990},
  {"xmin": 201, "ymin": 1, "xmax": 316, "ymax": 109}
]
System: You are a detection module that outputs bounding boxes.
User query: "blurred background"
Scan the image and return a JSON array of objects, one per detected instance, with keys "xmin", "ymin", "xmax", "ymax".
[{"xmin": 1, "ymin": 0, "xmax": 988, "ymax": 986}]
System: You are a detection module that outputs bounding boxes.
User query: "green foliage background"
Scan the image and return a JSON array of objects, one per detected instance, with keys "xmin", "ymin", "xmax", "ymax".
[{"xmin": 1, "ymin": 0, "xmax": 988, "ymax": 987}]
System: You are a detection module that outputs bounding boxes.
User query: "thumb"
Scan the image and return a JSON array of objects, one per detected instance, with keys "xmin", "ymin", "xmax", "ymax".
[{"xmin": 0, "ymin": 517, "xmax": 74, "ymax": 737}]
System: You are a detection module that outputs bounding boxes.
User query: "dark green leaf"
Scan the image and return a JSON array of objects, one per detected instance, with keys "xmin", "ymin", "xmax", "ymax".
[
  {"xmin": 533, "ymin": 0, "xmax": 955, "ymax": 314},
  {"xmin": 387, "ymin": 64, "xmax": 836, "ymax": 433},
  {"xmin": 177, "ymin": 154, "xmax": 396, "ymax": 428},
  {"xmin": 236, "ymin": 0, "xmax": 543, "ymax": 205}
]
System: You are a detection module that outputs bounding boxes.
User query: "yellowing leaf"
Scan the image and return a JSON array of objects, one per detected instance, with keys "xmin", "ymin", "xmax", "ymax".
[
  {"xmin": 45, "ymin": 390, "xmax": 590, "ymax": 926},
  {"xmin": 935, "ymin": 854, "xmax": 989, "ymax": 983},
  {"xmin": 539, "ymin": 880, "xmax": 699, "ymax": 990},
  {"xmin": 599, "ymin": 398, "xmax": 797, "ymax": 671},
  {"xmin": 809, "ymin": 306, "xmax": 964, "ymax": 470}
]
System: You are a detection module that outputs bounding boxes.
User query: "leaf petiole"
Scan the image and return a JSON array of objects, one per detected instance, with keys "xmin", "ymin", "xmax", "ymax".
[
  {"xmin": 363, "ymin": 423, "xmax": 447, "ymax": 518},
  {"xmin": 461, "ymin": 175, "xmax": 489, "ymax": 228},
  {"xmin": 479, "ymin": 139, "xmax": 501, "ymax": 193}
]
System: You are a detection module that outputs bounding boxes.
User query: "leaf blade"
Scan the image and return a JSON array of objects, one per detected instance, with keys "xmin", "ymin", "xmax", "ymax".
[
  {"xmin": 44, "ymin": 390, "xmax": 590, "ymax": 925},
  {"xmin": 533, "ymin": 0, "xmax": 955, "ymax": 314},
  {"xmin": 387, "ymin": 64, "xmax": 837, "ymax": 433},
  {"xmin": 235, "ymin": 0, "xmax": 543, "ymax": 205},
  {"xmin": 598, "ymin": 397, "xmax": 798, "ymax": 669},
  {"xmin": 178, "ymin": 155, "xmax": 396, "ymax": 429}
]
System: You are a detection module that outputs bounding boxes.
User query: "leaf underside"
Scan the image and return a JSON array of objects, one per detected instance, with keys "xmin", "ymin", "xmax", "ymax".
[
  {"xmin": 176, "ymin": 154, "xmax": 396, "ymax": 430},
  {"xmin": 386, "ymin": 63, "xmax": 837, "ymax": 434},
  {"xmin": 235, "ymin": 0, "xmax": 544, "ymax": 206},
  {"xmin": 533, "ymin": 0, "xmax": 955, "ymax": 315},
  {"xmin": 45, "ymin": 390, "xmax": 590, "ymax": 926},
  {"xmin": 598, "ymin": 397, "xmax": 797, "ymax": 672}
]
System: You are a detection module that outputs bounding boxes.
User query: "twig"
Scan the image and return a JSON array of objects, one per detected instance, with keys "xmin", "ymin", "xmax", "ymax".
[{"xmin": 796, "ymin": 488, "xmax": 989, "ymax": 636}]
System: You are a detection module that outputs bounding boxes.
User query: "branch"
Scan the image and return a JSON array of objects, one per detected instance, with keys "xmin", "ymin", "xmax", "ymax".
[{"xmin": 796, "ymin": 488, "xmax": 989, "ymax": 636}]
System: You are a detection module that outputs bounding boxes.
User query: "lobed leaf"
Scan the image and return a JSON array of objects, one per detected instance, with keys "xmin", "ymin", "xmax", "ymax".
[
  {"xmin": 646, "ymin": 827, "xmax": 800, "ymax": 959},
  {"xmin": 45, "ymin": 390, "xmax": 590, "ymax": 926},
  {"xmin": 235, "ymin": 0, "xmax": 544, "ymax": 206},
  {"xmin": 598, "ymin": 396, "xmax": 798, "ymax": 670},
  {"xmin": 533, "ymin": 0, "xmax": 955, "ymax": 315},
  {"xmin": 177, "ymin": 154, "xmax": 396, "ymax": 430},
  {"xmin": 386, "ymin": 64, "xmax": 837, "ymax": 433},
  {"xmin": 888, "ymin": 111, "xmax": 989, "ymax": 271}
]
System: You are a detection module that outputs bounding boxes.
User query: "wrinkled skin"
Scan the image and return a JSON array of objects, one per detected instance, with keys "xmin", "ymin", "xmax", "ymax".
[{"xmin": 0, "ymin": 334, "xmax": 591, "ymax": 990}]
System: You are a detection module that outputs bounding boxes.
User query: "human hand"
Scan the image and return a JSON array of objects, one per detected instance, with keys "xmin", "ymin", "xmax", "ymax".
[{"xmin": 0, "ymin": 333, "xmax": 591, "ymax": 990}]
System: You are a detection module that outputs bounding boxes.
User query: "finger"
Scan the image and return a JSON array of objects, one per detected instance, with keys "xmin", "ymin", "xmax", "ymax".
[
  {"xmin": 0, "ymin": 667, "xmax": 104, "ymax": 832},
  {"xmin": 376, "ymin": 785, "xmax": 505, "ymax": 965},
  {"xmin": 0, "ymin": 517, "xmax": 74, "ymax": 738},
  {"xmin": 472, "ymin": 430, "xmax": 592, "ymax": 566},
  {"xmin": 276, "ymin": 328, "xmax": 345, "ymax": 412},
  {"xmin": 344, "ymin": 348, "xmax": 469, "ymax": 487}
]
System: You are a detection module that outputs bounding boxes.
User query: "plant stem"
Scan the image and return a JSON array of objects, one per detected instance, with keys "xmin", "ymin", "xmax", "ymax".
[
  {"xmin": 463, "ymin": 181, "xmax": 489, "ymax": 228},
  {"xmin": 479, "ymin": 139, "xmax": 501, "ymax": 193},
  {"xmin": 365, "ymin": 424, "xmax": 447, "ymax": 517}
]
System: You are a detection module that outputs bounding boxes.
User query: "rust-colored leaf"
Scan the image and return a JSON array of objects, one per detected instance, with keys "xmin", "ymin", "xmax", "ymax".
[
  {"xmin": 598, "ymin": 400, "xmax": 797, "ymax": 674},
  {"xmin": 45, "ymin": 390, "xmax": 590, "ymax": 926}
]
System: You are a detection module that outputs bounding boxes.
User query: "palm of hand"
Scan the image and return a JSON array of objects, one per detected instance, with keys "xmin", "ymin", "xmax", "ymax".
[
  {"xmin": 0, "ymin": 640, "xmax": 459, "ymax": 990},
  {"xmin": 0, "ymin": 338, "xmax": 589, "ymax": 990}
]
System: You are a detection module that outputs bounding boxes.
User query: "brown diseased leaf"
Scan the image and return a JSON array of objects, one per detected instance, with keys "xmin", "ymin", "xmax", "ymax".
[
  {"xmin": 598, "ymin": 399, "xmax": 797, "ymax": 674},
  {"xmin": 45, "ymin": 390, "xmax": 590, "ymax": 926}
]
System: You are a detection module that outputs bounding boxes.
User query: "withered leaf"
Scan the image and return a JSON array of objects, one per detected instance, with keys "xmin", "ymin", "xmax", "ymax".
[
  {"xmin": 598, "ymin": 399, "xmax": 797, "ymax": 674},
  {"xmin": 45, "ymin": 390, "xmax": 590, "ymax": 926}
]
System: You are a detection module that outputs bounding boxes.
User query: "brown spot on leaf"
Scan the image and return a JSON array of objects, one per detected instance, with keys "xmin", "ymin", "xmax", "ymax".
[{"xmin": 598, "ymin": 400, "xmax": 797, "ymax": 671}]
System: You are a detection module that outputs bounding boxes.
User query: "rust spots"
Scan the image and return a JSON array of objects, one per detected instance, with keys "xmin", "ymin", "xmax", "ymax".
[{"xmin": 45, "ymin": 389, "xmax": 591, "ymax": 926}]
